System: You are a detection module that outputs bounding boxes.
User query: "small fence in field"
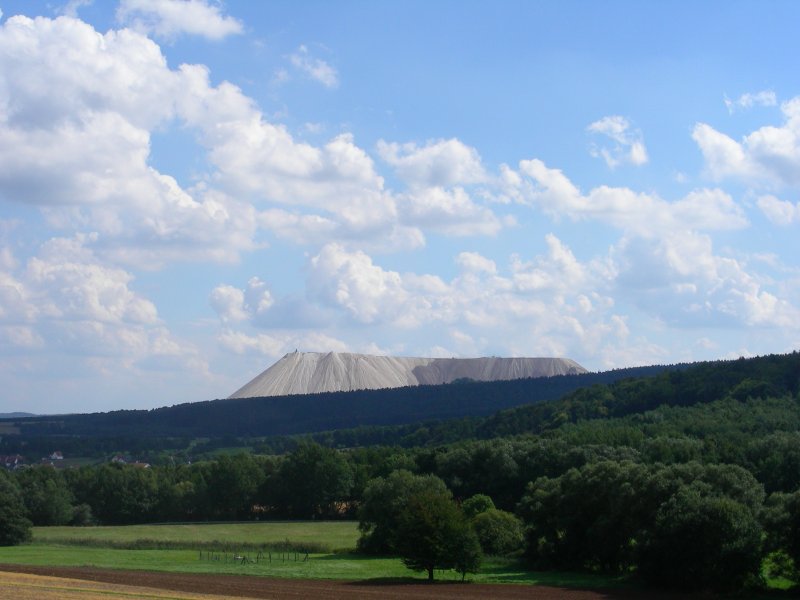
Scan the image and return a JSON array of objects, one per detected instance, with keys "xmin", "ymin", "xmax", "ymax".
[{"xmin": 198, "ymin": 549, "xmax": 309, "ymax": 564}]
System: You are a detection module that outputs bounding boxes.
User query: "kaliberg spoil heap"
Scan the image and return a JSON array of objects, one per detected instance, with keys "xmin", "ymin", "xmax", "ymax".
[{"xmin": 229, "ymin": 351, "xmax": 587, "ymax": 398}]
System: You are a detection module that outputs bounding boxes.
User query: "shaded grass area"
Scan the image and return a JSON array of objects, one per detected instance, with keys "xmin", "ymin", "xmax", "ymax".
[{"xmin": 475, "ymin": 560, "xmax": 629, "ymax": 588}]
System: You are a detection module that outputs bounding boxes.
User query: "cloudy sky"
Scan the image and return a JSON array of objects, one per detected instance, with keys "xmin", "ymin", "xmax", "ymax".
[{"xmin": 1, "ymin": 1, "xmax": 798, "ymax": 414}]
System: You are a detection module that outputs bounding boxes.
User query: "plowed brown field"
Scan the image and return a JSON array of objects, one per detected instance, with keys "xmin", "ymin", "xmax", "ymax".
[
  {"xmin": 0, "ymin": 564, "xmax": 699, "ymax": 600},
  {"xmin": 0, "ymin": 570, "xmax": 255, "ymax": 600}
]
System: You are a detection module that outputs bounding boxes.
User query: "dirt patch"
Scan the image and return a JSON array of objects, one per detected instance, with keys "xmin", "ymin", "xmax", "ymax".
[{"xmin": 0, "ymin": 564, "xmax": 698, "ymax": 600}]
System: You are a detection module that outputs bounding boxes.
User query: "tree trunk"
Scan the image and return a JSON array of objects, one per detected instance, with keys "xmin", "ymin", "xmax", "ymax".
[{"xmin": 428, "ymin": 567, "xmax": 434, "ymax": 581}]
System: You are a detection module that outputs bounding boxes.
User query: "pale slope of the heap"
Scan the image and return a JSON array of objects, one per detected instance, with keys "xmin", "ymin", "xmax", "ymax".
[{"xmin": 229, "ymin": 351, "xmax": 588, "ymax": 399}]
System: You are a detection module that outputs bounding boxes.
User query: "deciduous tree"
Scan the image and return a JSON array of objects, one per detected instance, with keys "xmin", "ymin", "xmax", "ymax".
[
  {"xmin": 394, "ymin": 488, "xmax": 480, "ymax": 581},
  {"xmin": 357, "ymin": 470, "xmax": 448, "ymax": 553},
  {"xmin": 639, "ymin": 486, "xmax": 762, "ymax": 591},
  {"xmin": 0, "ymin": 472, "xmax": 32, "ymax": 546},
  {"xmin": 16, "ymin": 466, "xmax": 74, "ymax": 525}
]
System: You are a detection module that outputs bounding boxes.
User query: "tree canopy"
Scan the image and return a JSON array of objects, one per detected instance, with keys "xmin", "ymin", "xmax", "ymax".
[
  {"xmin": 0, "ymin": 472, "xmax": 32, "ymax": 546},
  {"xmin": 394, "ymin": 488, "xmax": 480, "ymax": 581}
]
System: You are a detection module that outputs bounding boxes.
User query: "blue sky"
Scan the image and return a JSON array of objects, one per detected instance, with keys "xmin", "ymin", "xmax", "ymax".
[{"xmin": 0, "ymin": 0, "xmax": 798, "ymax": 414}]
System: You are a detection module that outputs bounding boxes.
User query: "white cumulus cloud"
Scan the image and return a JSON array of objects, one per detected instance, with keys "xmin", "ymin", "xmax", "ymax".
[
  {"xmin": 757, "ymin": 195, "xmax": 800, "ymax": 225},
  {"xmin": 694, "ymin": 96, "xmax": 800, "ymax": 187},
  {"xmin": 61, "ymin": 1, "xmax": 92, "ymax": 18},
  {"xmin": 0, "ymin": 15, "xmax": 259, "ymax": 268},
  {"xmin": 724, "ymin": 90, "xmax": 777, "ymax": 114},
  {"xmin": 303, "ymin": 240, "xmax": 619, "ymax": 349},
  {"xmin": 0, "ymin": 235, "xmax": 204, "ymax": 362},
  {"xmin": 378, "ymin": 138, "xmax": 486, "ymax": 187},
  {"xmin": 288, "ymin": 45, "xmax": 338, "ymax": 88},
  {"xmin": 0, "ymin": 233, "xmax": 210, "ymax": 411},
  {"xmin": 308, "ymin": 243, "xmax": 410, "ymax": 324},
  {"xmin": 456, "ymin": 252, "xmax": 497, "ymax": 275},
  {"xmin": 611, "ymin": 230, "xmax": 799, "ymax": 329},
  {"xmin": 496, "ymin": 160, "xmax": 797, "ymax": 334},
  {"xmin": 210, "ymin": 278, "xmax": 274, "ymax": 324},
  {"xmin": 398, "ymin": 186, "xmax": 504, "ymax": 236},
  {"xmin": 587, "ymin": 115, "xmax": 648, "ymax": 168},
  {"xmin": 516, "ymin": 159, "xmax": 747, "ymax": 234},
  {"xmin": 117, "ymin": 0, "xmax": 243, "ymax": 41},
  {"xmin": 0, "ymin": 12, "xmax": 517, "ymax": 263}
]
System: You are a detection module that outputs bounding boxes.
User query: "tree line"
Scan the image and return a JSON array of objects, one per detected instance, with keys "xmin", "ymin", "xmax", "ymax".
[{"xmin": 3, "ymin": 448, "xmax": 797, "ymax": 591}]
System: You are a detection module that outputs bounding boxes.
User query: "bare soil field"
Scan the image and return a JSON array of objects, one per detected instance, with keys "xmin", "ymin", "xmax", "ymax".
[
  {"xmin": 0, "ymin": 564, "xmax": 699, "ymax": 600},
  {"xmin": 0, "ymin": 570, "xmax": 254, "ymax": 600}
]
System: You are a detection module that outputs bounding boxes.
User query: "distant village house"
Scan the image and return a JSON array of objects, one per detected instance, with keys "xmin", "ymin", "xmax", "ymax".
[{"xmin": 1, "ymin": 454, "xmax": 25, "ymax": 470}]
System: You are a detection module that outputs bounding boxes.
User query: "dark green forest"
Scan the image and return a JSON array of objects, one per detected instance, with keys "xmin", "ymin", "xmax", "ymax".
[
  {"xmin": 1, "ymin": 351, "xmax": 800, "ymax": 592},
  {"xmin": 0, "ymin": 363, "xmax": 673, "ymax": 452}
]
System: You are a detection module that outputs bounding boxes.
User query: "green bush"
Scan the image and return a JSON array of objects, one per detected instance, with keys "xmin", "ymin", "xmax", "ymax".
[
  {"xmin": 472, "ymin": 509, "xmax": 523, "ymax": 556},
  {"xmin": 462, "ymin": 494, "xmax": 495, "ymax": 519}
]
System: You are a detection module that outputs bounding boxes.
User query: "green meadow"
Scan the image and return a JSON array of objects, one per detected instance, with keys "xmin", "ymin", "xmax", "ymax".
[
  {"xmin": 0, "ymin": 522, "xmax": 628, "ymax": 588},
  {"xmin": 32, "ymin": 521, "xmax": 360, "ymax": 552},
  {"xmin": 0, "ymin": 545, "xmax": 631, "ymax": 587},
  {"xmin": 0, "ymin": 521, "xmax": 788, "ymax": 594}
]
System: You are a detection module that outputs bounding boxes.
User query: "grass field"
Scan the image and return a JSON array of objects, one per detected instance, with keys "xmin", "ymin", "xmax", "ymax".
[
  {"xmin": 0, "ymin": 522, "xmax": 629, "ymax": 588},
  {"xmin": 0, "ymin": 545, "xmax": 629, "ymax": 587},
  {"xmin": 0, "ymin": 522, "xmax": 789, "ymax": 595},
  {"xmin": 33, "ymin": 521, "xmax": 360, "ymax": 552}
]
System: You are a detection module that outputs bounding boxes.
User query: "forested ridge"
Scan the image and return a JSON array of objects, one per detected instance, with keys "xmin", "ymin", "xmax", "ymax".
[
  {"xmin": 2, "ymin": 351, "xmax": 800, "ymax": 592},
  {"xmin": 1, "ymin": 363, "xmax": 673, "ymax": 444}
]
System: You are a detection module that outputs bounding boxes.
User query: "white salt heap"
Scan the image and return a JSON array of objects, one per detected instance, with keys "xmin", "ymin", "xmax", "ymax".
[{"xmin": 229, "ymin": 351, "xmax": 587, "ymax": 398}]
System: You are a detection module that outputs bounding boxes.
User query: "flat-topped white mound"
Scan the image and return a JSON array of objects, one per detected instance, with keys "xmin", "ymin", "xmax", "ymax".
[{"xmin": 229, "ymin": 351, "xmax": 588, "ymax": 399}]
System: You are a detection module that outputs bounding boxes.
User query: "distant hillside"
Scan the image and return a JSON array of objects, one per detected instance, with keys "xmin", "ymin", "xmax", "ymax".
[
  {"xmin": 476, "ymin": 351, "xmax": 800, "ymax": 439},
  {"xmin": 5, "ymin": 364, "xmax": 669, "ymax": 442},
  {"xmin": 230, "ymin": 351, "xmax": 587, "ymax": 398},
  {"xmin": 0, "ymin": 412, "xmax": 35, "ymax": 419},
  {"xmin": 258, "ymin": 351, "xmax": 800, "ymax": 450},
  {"xmin": 1, "ymin": 353, "xmax": 796, "ymax": 457}
]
